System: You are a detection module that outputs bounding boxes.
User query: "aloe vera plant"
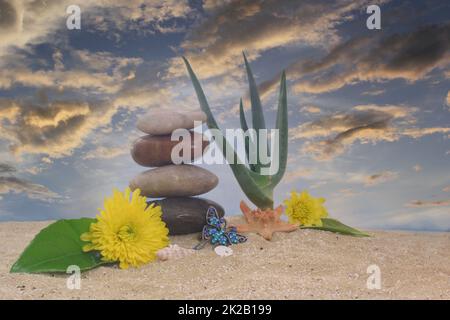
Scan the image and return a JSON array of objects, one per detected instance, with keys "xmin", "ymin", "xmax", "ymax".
[{"xmin": 183, "ymin": 53, "xmax": 287, "ymax": 209}]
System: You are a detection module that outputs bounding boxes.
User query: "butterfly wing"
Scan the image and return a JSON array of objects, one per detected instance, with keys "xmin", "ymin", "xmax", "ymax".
[
  {"xmin": 202, "ymin": 225, "xmax": 216, "ymax": 240},
  {"xmin": 206, "ymin": 206, "xmax": 227, "ymax": 229},
  {"xmin": 225, "ymin": 227, "xmax": 247, "ymax": 245},
  {"xmin": 234, "ymin": 234, "xmax": 247, "ymax": 244},
  {"xmin": 202, "ymin": 207, "xmax": 231, "ymax": 246}
]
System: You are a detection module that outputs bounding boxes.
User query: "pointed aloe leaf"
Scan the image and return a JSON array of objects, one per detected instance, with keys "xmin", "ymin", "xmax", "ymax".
[
  {"xmin": 182, "ymin": 57, "xmax": 219, "ymax": 130},
  {"xmin": 239, "ymin": 99, "xmax": 256, "ymax": 171},
  {"xmin": 243, "ymin": 53, "xmax": 266, "ymax": 131},
  {"xmin": 243, "ymin": 52, "xmax": 269, "ymax": 172},
  {"xmin": 183, "ymin": 57, "xmax": 274, "ymax": 209},
  {"xmin": 269, "ymin": 71, "xmax": 288, "ymax": 187},
  {"xmin": 239, "ymin": 98, "xmax": 249, "ymax": 132}
]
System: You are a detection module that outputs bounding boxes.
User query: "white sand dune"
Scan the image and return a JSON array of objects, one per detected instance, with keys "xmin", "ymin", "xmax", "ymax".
[{"xmin": 1, "ymin": 219, "xmax": 449, "ymax": 300}]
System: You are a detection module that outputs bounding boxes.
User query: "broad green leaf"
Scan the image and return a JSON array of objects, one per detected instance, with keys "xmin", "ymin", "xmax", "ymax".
[
  {"xmin": 301, "ymin": 218, "xmax": 370, "ymax": 237},
  {"xmin": 10, "ymin": 218, "xmax": 108, "ymax": 273}
]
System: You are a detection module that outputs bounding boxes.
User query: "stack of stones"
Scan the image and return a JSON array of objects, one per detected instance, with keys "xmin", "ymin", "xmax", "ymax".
[{"xmin": 129, "ymin": 109, "xmax": 224, "ymax": 235}]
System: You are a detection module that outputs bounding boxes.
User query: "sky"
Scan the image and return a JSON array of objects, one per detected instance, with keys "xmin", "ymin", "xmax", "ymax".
[{"xmin": 0, "ymin": 0, "xmax": 449, "ymax": 231}]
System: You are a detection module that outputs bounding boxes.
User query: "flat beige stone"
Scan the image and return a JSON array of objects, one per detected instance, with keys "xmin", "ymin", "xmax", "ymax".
[
  {"xmin": 1, "ymin": 218, "xmax": 449, "ymax": 299},
  {"xmin": 129, "ymin": 165, "xmax": 218, "ymax": 197},
  {"xmin": 137, "ymin": 110, "xmax": 206, "ymax": 135}
]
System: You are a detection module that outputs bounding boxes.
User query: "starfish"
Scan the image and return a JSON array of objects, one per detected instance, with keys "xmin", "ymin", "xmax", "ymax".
[{"xmin": 231, "ymin": 201, "xmax": 299, "ymax": 241}]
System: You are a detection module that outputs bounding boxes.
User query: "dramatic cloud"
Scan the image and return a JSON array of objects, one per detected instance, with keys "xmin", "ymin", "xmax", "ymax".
[
  {"xmin": 300, "ymin": 106, "xmax": 321, "ymax": 114},
  {"xmin": 363, "ymin": 171, "xmax": 399, "ymax": 186},
  {"xmin": 293, "ymin": 104, "xmax": 450, "ymax": 160},
  {"xmin": 335, "ymin": 188, "xmax": 360, "ymax": 198},
  {"xmin": 406, "ymin": 199, "xmax": 450, "ymax": 208},
  {"xmin": 294, "ymin": 105, "xmax": 407, "ymax": 160},
  {"xmin": 0, "ymin": 163, "xmax": 16, "ymax": 174},
  {"xmin": 370, "ymin": 206, "xmax": 450, "ymax": 231},
  {"xmin": 362, "ymin": 89, "xmax": 386, "ymax": 96},
  {"xmin": 282, "ymin": 167, "xmax": 313, "ymax": 183},
  {"xmin": 82, "ymin": 146, "xmax": 129, "ymax": 160},
  {"xmin": 0, "ymin": 48, "xmax": 170, "ymax": 159},
  {"xmin": 278, "ymin": 165, "xmax": 399, "ymax": 188},
  {"xmin": 0, "ymin": 49, "xmax": 143, "ymax": 93},
  {"xmin": 83, "ymin": 0, "xmax": 193, "ymax": 35},
  {"xmin": 0, "ymin": 88, "xmax": 170, "ymax": 159},
  {"xmin": 260, "ymin": 23, "xmax": 450, "ymax": 95},
  {"xmin": 168, "ymin": 0, "xmax": 382, "ymax": 79},
  {"xmin": 0, "ymin": 176, "xmax": 60, "ymax": 201},
  {"xmin": 0, "ymin": 98, "xmax": 20, "ymax": 121},
  {"xmin": 0, "ymin": 162, "xmax": 59, "ymax": 202},
  {"xmin": 0, "ymin": 1, "xmax": 193, "ymax": 57},
  {"xmin": 0, "ymin": 98, "xmax": 111, "ymax": 157}
]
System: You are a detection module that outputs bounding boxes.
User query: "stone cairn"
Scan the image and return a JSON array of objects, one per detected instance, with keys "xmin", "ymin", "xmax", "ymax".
[{"xmin": 129, "ymin": 109, "xmax": 224, "ymax": 235}]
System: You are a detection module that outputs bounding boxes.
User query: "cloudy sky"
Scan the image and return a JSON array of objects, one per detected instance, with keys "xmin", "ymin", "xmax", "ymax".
[{"xmin": 0, "ymin": 0, "xmax": 449, "ymax": 231}]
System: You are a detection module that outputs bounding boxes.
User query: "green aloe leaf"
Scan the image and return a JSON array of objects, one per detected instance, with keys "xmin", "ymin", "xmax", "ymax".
[
  {"xmin": 10, "ymin": 218, "xmax": 107, "ymax": 273},
  {"xmin": 243, "ymin": 52, "xmax": 266, "ymax": 132},
  {"xmin": 243, "ymin": 52, "xmax": 269, "ymax": 173},
  {"xmin": 239, "ymin": 98, "xmax": 249, "ymax": 132},
  {"xmin": 239, "ymin": 98, "xmax": 256, "ymax": 171},
  {"xmin": 301, "ymin": 218, "xmax": 370, "ymax": 237},
  {"xmin": 183, "ymin": 56, "xmax": 274, "ymax": 208},
  {"xmin": 182, "ymin": 57, "xmax": 220, "ymax": 131},
  {"xmin": 269, "ymin": 70, "xmax": 288, "ymax": 188}
]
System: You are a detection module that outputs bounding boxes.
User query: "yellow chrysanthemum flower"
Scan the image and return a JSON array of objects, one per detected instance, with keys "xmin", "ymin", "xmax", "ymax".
[
  {"xmin": 80, "ymin": 188, "xmax": 169, "ymax": 269},
  {"xmin": 283, "ymin": 190, "xmax": 328, "ymax": 227}
]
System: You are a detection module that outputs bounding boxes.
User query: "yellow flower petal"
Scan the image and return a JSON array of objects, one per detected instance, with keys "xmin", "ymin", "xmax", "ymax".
[
  {"xmin": 80, "ymin": 232, "xmax": 91, "ymax": 242},
  {"xmin": 82, "ymin": 244, "xmax": 95, "ymax": 252},
  {"xmin": 80, "ymin": 188, "xmax": 169, "ymax": 269},
  {"xmin": 284, "ymin": 190, "xmax": 328, "ymax": 226}
]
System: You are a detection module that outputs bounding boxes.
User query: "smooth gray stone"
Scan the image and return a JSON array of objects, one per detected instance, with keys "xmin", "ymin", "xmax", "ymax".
[
  {"xmin": 137, "ymin": 110, "xmax": 206, "ymax": 135},
  {"xmin": 129, "ymin": 164, "xmax": 218, "ymax": 197},
  {"xmin": 148, "ymin": 197, "xmax": 225, "ymax": 235}
]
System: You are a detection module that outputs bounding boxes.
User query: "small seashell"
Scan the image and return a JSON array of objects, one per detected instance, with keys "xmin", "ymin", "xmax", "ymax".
[
  {"xmin": 157, "ymin": 244, "xmax": 195, "ymax": 261},
  {"xmin": 214, "ymin": 245, "xmax": 233, "ymax": 257}
]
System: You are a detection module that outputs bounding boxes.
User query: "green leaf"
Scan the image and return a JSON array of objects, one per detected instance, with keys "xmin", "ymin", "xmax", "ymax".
[
  {"xmin": 301, "ymin": 218, "xmax": 370, "ymax": 237},
  {"xmin": 239, "ymin": 98, "xmax": 249, "ymax": 132},
  {"xmin": 183, "ymin": 56, "xmax": 279, "ymax": 209},
  {"xmin": 10, "ymin": 218, "xmax": 107, "ymax": 273},
  {"xmin": 239, "ymin": 98, "xmax": 256, "ymax": 172},
  {"xmin": 269, "ymin": 70, "xmax": 288, "ymax": 188},
  {"xmin": 182, "ymin": 56, "xmax": 220, "ymax": 131},
  {"xmin": 243, "ymin": 52, "xmax": 269, "ymax": 173},
  {"xmin": 243, "ymin": 52, "xmax": 266, "ymax": 132},
  {"xmin": 183, "ymin": 56, "xmax": 274, "ymax": 208}
]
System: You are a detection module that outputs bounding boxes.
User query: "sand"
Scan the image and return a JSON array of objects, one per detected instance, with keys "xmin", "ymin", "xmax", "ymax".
[{"xmin": 0, "ymin": 218, "xmax": 449, "ymax": 300}]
